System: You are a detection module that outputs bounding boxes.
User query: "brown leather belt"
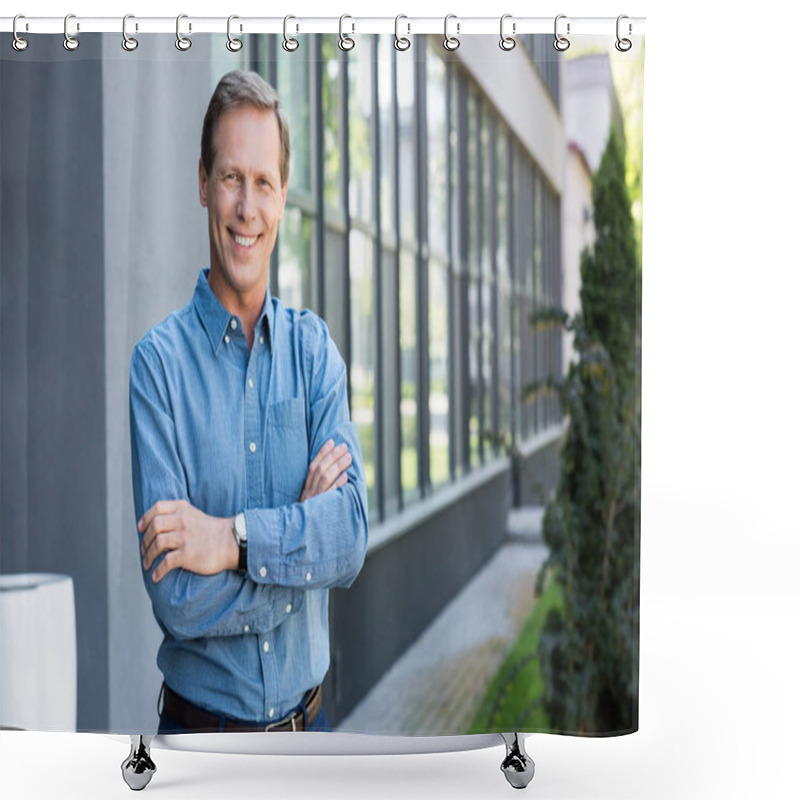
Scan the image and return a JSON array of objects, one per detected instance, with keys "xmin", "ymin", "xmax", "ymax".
[{"xmin": 162, "ymin": 683, "xmax": 322, "ymax": 733}]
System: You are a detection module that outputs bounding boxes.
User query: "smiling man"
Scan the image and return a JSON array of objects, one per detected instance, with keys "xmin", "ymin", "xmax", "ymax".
[{"xmin": 129, "ymin": 70, "xmax": 368, "ymax": 734}]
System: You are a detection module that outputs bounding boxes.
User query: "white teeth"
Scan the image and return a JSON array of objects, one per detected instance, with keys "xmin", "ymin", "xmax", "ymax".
[{"xmin": 233, "ymin": 234, "xmax": 257, "ymax": 247}]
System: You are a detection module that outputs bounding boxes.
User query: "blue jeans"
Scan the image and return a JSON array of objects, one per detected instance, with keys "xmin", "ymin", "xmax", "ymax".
[{"xmin": 157, "ymin": 689, "xmax": 331, "ymax": 734}]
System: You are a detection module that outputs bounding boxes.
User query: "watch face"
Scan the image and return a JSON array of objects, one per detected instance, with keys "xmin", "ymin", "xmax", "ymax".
[{"xmin": 235, "ymin": 513, "xmax": 247, "ymax": 542}]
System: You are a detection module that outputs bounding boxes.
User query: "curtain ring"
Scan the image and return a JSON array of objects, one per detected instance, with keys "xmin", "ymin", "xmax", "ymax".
[
  {"xmin": 176, "ymin": 14, "xmax": 192, "ymax": 51},
  {"xmin": 553, "ymin": 14, "xmax": 570, "ymax": 52},
  {"xmin": 63, "ymin": 13, "xmax": 79, "ymax": 51},
  {"xmin": 283, "ymin": 15, "xmax": 299, "ymax": 52},
  {"xmin": 226, "ymin": 15, "xmax": 243, "ymax": 52},
  {"xmin": 394, "ymin": 14, "xmax": 411, "ymax": 51},
  {"xmin": 12, "ymin": 14, "xmax": 29, "ymax": 52},
  {"xmin": 122, "ymin": 14, "xmax": 139, "ymax": 51},
  {"xmin": 338, "ymin": 15, "xmax": 355, "ymax": 51},
  {"xmin": 615, "ymin": 15, "xmax": 632, "ymax": 52},
  {"xmin": 499, "ymin": 14, "xmax": 516, "ymax": 51},
  {"xmin": 443, "ymin": 14, "xmax": 460, "ymax": 51}
]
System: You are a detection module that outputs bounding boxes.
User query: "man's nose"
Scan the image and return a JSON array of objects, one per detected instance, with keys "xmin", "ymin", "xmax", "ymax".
[{"xmin": 236, "ymin": 182, "xmax": 256, "ymax": 220}]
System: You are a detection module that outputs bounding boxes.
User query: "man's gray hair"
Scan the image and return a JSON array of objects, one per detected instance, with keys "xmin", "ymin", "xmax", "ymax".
[{"xmin": 201, "ymin": 70, "xmax": 290, "ymax": 186}]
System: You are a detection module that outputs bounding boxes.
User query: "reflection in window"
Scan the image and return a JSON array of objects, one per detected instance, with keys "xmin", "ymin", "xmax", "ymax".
[
  {"xmin": 349, "ymin": 229, "xmax": 376, "ymax": 512},
  {"xmin": 481, "ymin": 109, "xmax": 494, "ymax": 454},
  {"xmin": 399, "ymin": 251, "xmax": 418, "ymax": 500},
  {"xmin": 429, "ymin": 260, "xmax": 449, "ymax": 487},
  {"xmin": 427, "ymin": 48, "xmax": 448, "ymax": 258},
  {"xmin": 276, "ymin": 50, "xmax": 311, "ymax": 193},
  {"xmin": 321, "ymin": 36, "xmax": 342, "ymax": 208},
  {"xmin": 378, "ymin": 36, "xmax": 396, "ymax": 238},
  {"xmin": 467, "ymin": 90, "xmax": 481, "ymax": 467},
  {"xmin": 496, "ymin": 127, "xmax": 512, "ymax": 439},
  {"xmin": 397, "ymin": 52, "xmax": 416, "ymax": 245},
  {"xmin": 278, "ymin": 207, "xmax": 311, "ymax": 310},
  {"xmin": 349, "ymin": 37, "xmax": 374, "ymax": 224},
  {"xmin": 427, "ymin": 46, "xmax": 450, "ymax": 487}
]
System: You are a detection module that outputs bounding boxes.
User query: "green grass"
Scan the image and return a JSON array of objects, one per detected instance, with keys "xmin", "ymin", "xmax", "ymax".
[{"xmin": 467, "ymin": 573, "xmax": 564, "ymax": 734}]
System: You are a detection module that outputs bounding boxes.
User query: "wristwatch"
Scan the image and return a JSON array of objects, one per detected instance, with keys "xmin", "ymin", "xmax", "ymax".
[{"xmin": 233, "ymin": 512, "xmax": 248, "ymax": 572}]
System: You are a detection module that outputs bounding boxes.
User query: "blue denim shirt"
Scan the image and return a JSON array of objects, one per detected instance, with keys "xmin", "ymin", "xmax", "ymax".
[{"xmin": 129, "ymin": 269, "xmax": 368, "ymax": 724}]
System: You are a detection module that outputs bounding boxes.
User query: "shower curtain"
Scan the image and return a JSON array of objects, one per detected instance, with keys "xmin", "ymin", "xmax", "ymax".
[{"xmin": 0, "ymin": 21, "xmax": 643, "ymax": 740}]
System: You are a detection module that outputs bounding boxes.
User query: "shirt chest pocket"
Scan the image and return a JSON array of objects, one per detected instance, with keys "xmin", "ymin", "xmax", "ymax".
[{"xmin": 267, "ymin": 397, "xmax": 309, "ymax": 504}]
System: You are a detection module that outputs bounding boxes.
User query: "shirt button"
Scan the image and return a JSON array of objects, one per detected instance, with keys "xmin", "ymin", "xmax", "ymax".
[
  {"xmin": 230, "ymin": 319, "xmax": 238, "ymax": 330},
  {"xmin": 243, "ymin": 624, "xmax": 250, "ymax": 633},
  {"xmin": 263, "ymin": 641, "xmax": 270, "ymax": 653},
  {"xmin": 285, "ymin": 603, "xmax": 292, "ymax": 614},
  {"xmin": 260, "ymin": 566, "xmax": 267, "ymax": 578},
  {"xmin": 224, "ymin": 335, "xmax": 230, "ymax": 344},
  {"xmin": 259, "ymin": 336, "xmax": 264, "ymax": 345},
  {"xmin": 305, "ymin": 572, "xmax": 312, "ymax": 582},
  {"xmin": 268, "ymin": 708, "xmax": 275, "ymax": 718},
  {"xmin": 249, "ymin": 442, "xmax": 257, "ymax": 453},
  {"xmin": 248, "ymin": 379, "xmax": 254, "ymax": 389}
]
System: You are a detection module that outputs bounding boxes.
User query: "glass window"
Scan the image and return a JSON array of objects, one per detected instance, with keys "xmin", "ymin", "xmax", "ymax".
[
  {"xmin": 349, "ymin": 229, "xmax": 376, "ymax": 513},
  {"xmin": 276, "ymin": 49, "xmax": 311, "ymax": 194},
  {"xmin": 348, "ymin": 37, "xmax": 374, "ymax": 225},
  {"xmin": 399, "ymin": 250, "xmax": 418, "ymax": 501},
  {"xmin": 321, "ymin": 36, "xmax": 343, "ymax": 209},
  {"xmin": 496, "ymin": 127, "xmax": 512, "ymax": 439},
  {"xmin": 378, "ymin": 36, "xmax": 396, "ymax": 239},
  {"xmin": 278, "ymin": 207, "xmax": 311, "ymax": 310},
  {"xmin": 397, "ymin": 51, "xmax": 416, "ymax": 245},
  {"xmin": 427, "ymin": 47, "xmax": 448, "ymax": 258},
  {"xmin": 428, "ymin": 259, "xmax": 449, "ymax": 487},
  {"xmin": 467, "ymin": 90, "xmax": 481, "ymax": 467}
]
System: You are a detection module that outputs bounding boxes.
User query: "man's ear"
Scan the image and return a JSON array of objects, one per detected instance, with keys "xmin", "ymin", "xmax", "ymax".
[{"xmin": 198, "ymin": 158, "xmax": 208, "ymax": 208}]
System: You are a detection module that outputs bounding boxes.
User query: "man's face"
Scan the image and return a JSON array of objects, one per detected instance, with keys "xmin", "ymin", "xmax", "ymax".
[{"xmin": 199, "ymin": 105, "xmax": 287, "ymax": 305}]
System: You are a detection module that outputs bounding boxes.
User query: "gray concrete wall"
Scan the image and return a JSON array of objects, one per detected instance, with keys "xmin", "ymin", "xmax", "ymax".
[{"xmin": 1, "ymin": 35, "xmax": 109, "ymax": 732}]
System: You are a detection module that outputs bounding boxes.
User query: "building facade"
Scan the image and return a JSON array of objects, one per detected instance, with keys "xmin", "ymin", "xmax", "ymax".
[{"xmin": 0, "ymin": 32, "xmax": 566, "ymax": 730}]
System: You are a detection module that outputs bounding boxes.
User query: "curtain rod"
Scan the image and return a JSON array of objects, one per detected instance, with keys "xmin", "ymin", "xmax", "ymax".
[{"xmin": 0, "ymin": 15, "xmax": 646, "ymax": 37}]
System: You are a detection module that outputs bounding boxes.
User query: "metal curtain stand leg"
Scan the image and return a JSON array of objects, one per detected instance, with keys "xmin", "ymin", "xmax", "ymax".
[
  {"xmin": 500, "ymin": 732, "xmax": 535, "ymax": 789},
  {"xmin": 121, "ymin": 735, "xmax": 157, "ymax": 791}
]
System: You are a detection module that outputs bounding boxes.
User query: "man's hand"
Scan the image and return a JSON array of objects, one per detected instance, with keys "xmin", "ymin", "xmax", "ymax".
[
  {"xmin": 300, "ymin": 439, "xmax": 351, "ymax": 502},
  {"xmin": 139, "ymin": 500, "xmax": 236, "ymax": 583}
]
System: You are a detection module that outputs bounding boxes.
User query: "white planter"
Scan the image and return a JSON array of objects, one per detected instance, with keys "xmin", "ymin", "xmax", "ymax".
[{"xmin": 0, "ymin": 573, "xmax": 77, "ymax": 731}]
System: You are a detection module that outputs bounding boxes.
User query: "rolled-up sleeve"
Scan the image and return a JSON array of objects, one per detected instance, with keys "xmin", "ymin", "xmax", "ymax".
[
  {"xmin": 244, "ymin": 316, "xmax": 369, "ymax": 589},
  {"xmin": 130, "ymin": 341, "xmax": 299, "ymax": 641}
]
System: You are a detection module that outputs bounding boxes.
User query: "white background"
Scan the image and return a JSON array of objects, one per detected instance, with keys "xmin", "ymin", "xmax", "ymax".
[{"xmin": 3, "ymin": 1, "xmax": 799, "ymax": 798}]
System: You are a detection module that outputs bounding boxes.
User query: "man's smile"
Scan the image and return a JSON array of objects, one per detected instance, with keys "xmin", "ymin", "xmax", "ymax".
[{"xmin": 230, "ymin": 230, "xmax": 260, "ymax": 248}]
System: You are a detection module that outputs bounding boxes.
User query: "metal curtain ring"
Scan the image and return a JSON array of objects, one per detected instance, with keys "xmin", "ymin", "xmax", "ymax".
[
  {"xmin": 63, "ymin": 13, "xmax": 79, "ymax": 51},
  {"xmin": 553, "ymin": 14, "xmax": 570, "ymax": 52},
  {"xmin": 338, "ymin": 15, "xmax": 355, "ymax": 51},
  {"xmin": 122, "ymin": 14, "xmax": 139, "ymax": 51},
  {"xmin": 394, "ymin": 14, "xmax": 411, "ymax": 51},
  {"xmin": 615, "ymin": 15, "xmax": 632, "ymax": 52},
  {"xmin": 283, "ymin": 15, "xmax": 299, "ymax": 52},
  {"xmin": 12, "ymin": 14, "xmax": 29, "ymax": 51},
  {"xmin": 443, "ymin": 14, "xmax": 460, "ymax": 51},
  {"xmin": 176, "ymin": 14, "xmax": 192, "ymax": 51},
  {"xmin": 499, "ymin": 14, "xmax": 516, "ymax": 51},
  {"xmin": 226, "ymin": 15, "xmax": 243, "ymax": 52}
]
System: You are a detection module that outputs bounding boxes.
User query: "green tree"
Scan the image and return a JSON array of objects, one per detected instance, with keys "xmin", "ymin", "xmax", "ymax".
[{"xmin": 534, "ymin": 126, "xmax": 640, "ymax": 734}]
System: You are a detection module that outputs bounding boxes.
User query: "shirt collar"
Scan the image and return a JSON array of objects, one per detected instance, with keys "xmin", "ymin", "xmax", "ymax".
[{"xmin": 193, "ymin": 268, "xmax": 274, "ymax": 356}]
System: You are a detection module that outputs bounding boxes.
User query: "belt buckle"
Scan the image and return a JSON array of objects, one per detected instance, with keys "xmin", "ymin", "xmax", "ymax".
[{"xmin": 265, "ymin": 709, "xmax": 299, "ymax": 732}]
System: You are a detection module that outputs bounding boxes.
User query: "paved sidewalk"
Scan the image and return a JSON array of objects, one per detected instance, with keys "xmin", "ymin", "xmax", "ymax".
[{"xmin": 337, "ymin": 508, "xmax": 548, "ymax": 735}]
